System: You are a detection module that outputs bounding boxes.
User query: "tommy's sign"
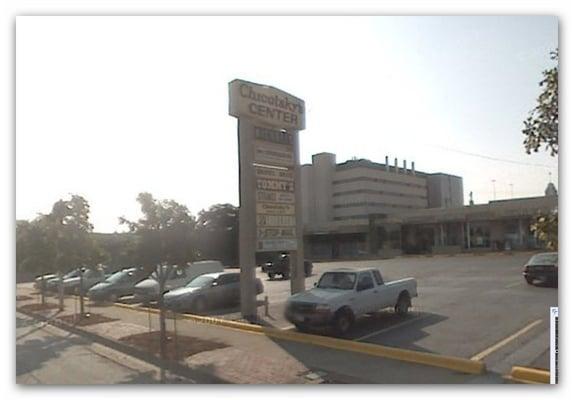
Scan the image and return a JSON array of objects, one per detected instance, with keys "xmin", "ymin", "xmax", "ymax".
[{"xmin": 229, "ymin": 80, "xmax": 305, "ymax": 131}]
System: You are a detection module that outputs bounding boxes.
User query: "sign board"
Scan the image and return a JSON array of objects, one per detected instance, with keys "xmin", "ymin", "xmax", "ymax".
[
  {"xmin": 255, "ymin": 166, "xmax": 294, "ymax": 181},
  {"xmin": 256, "ymin": 190, "xmax": 295, "ymax": 204},
  {"xmin": 256, "ymin": 178, "xmax": 294, "ymax": 192},
  {"xmin": 229, "ymin": 78, "xmax": 306, "ymax": 316},
  {"xmin": 254, "ymin": 141, "xmax": 294, "ymax": 167},
  {"xmin": 257, "ymin": 227, "xmax": 296, "ymax": 239},
  {"xmin": 229, "ymin": 79, "xmax": 305, "ymax": 131},
  {"xmin": 256, "ymin": 203, "xmax": 295, "ymax": 215},
  {"xmin": 257, "ymin": 215, "xmax": 296, "ymax": 227},
  {"xmin": 257, "ymin": 239, "xmax": 297, "ymax": 252}
]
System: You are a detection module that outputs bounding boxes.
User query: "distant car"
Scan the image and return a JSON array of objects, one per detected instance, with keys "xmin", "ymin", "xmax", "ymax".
[
  {"xmin": 34, "ymin": 274, "xmax": 57, "ymax": 290},
  {"xmin": 261, "ymin": 253, "xmax": 313, "ymax": 280},
  {"xmin": 523, "ymin": 252, "xmax": 558, "ymax": 286},
  {"xmin": 164, "ymin": 271, "xmax": 264, "ymax": 314},
  {"xmin": 87, "ymin": 267, "xmax": 151, "ymax": 302},
  {"xmin": 61, "ymin": 267, "xmax": 107, "ymax": 294},
  {"xmin": 45, "ymin": 269, "xmax": 82, "ymax": 291},
  {"xmin": 133, "ymin": 260, "xmax": 224, "ymax": 304}
]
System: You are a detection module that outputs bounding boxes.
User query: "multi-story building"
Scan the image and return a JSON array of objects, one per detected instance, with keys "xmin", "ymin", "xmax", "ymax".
[
  {"xmin": 301, "ymin": 152, "xmax": 556, "ymax": 259},
  {"xmin": 302, "ymin": 152, "xmax": 463, "ymax": 226}
]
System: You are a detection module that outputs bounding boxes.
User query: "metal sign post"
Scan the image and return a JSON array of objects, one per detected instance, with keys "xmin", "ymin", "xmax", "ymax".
[
  {"xmin": 229, "ymin": 79, "xmax": 306, "ymax": 319},
  {"xmin": 238, "ymin": 119, "xmax": 258, "ymax": 320}
]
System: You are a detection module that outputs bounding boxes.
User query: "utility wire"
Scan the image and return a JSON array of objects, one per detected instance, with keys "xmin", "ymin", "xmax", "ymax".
[{"xmin": 430, "ymin": 145, "xmax": 557, "ymax": 169}]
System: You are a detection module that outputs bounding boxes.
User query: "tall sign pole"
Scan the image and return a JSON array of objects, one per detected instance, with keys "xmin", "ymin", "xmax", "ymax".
[{"xmin": 229, "ymin": 79, "xmax": 306, "ymax": 319}]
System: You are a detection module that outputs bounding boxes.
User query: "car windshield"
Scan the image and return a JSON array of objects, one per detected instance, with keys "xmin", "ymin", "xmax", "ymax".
[
  {"xmin": 105, "ymin": 270, "xmax": 131, "ymax": 284},
  {"xmin": 317, "ymin": 272, "xmax": 357, "ymax": 290},
  {"xmin": 63, "ymin": 270, "xmax": 80, "ymax": 279},
  {"xmin": 185, "ymin": 275, "xmax": 215, "ymax": 288},
  {"xmin": 529, "ymin": 253, "xmax": 558, "ymax": 265}
]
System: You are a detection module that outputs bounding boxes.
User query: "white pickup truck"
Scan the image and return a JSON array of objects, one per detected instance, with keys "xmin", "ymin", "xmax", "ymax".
[{"xmin": 285, "ymin": 267, "xmax": 417, "ymax": 335}]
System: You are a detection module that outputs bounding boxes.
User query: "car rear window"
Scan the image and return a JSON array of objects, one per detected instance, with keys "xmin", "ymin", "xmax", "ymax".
[{"xmin": 529, "ymin": 253, "xmax": 558, "ymax": 265}]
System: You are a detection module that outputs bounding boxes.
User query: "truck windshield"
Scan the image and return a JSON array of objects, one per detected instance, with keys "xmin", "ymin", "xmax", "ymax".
[{"xmin": 317, "ymin": 272, "xmax": 357, "ymax": 290}]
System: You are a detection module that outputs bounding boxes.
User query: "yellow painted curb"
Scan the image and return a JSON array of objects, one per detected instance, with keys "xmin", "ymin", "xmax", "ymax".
[
  {"xmin": 113, "ymin": 302, "xmax": 263, "ymax": 333},
  {"xmin": 262, "ymin": 328, "xmax": 485, "ymax": 375},
  {"xmin": 509, "ymin": 366, "xmax": 550, "ymax": 384},
  {"xmin": 109, "ymin": 301, "xmax": 484, "ymax": 375}
]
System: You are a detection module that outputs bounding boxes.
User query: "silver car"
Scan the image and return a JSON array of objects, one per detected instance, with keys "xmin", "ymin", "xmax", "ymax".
[{"xmin": 164, "ymin": 272, "xmax": 263, "ymax": 314}]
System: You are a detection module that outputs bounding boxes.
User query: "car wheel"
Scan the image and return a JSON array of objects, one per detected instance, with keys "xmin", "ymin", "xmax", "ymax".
[
  {"xmin": 282, "ymin": 271, "xmax": 290, "ymax": 280},
  {"xmin": 525, "ymin": 277, "xmax": 534, "ymax": 285},
  {"xmin": 395, "ymin": 292, "xmax": 411, "ymax": 316},
  {"xmin": 193, "ymin": 297, "xmax": 207, "ymax": 314},
  {"xmin": 295, "ymin": 323, "xmax": 310, "ymax": 333},
  {"xmin": 108, "ymin": 292, "xmax": 118, "ymax": 303},
  {"xmin": 268, "ymin": 273, "xmax": 275, "ymax": 280},
  {"xmin": 332, "ymin": 309, "xmax": 354, "ymax": 336}
]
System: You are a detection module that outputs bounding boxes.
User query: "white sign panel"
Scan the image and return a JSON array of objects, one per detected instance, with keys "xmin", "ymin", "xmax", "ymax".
[
  {"xmin": 256, "ymin": 190, "xmax": 295, "ymax": 204},
  {"xmin": 256, "ymin": 203, "xmax": 295, "ymax": 215},
  {"xmin": 257, "ymin": 227, "xmax": 296, "ymax": 239},
  {"xmin": 257, "ymin": 215, "xmax": 296, "ymax": 227},
  {"xmin": 257, "ymin": 239, "xmax": 298, "ymax": 252},
  {"xmin": 256, "ymin": 178, "xmax": 294, "ymax": 192},
  {"xmin": 255, "ymin": 166, "xmax": 294, "ymax": 181},
  {"xmin": 254, "ymin": 141, "xmax": 294, "ymax": 167},
  {"xmin": 229, "ymin": 79, "xmax": 305, "ymax": 131}
]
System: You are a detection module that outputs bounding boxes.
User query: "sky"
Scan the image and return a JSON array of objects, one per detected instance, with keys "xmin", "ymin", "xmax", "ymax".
[{"xmin": 16, "ymin": 16, "xmax": 559, "ymax": 233}]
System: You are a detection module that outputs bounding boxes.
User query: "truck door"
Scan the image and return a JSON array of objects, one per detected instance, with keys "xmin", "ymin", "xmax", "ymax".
[{"xmin": 354, "ymin": 271, "xmax": 379, "ymax": 315}]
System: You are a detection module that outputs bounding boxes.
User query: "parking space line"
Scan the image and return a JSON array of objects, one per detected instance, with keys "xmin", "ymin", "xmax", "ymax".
[
  {"xmin": 354, "ymin": 314, "xmax": 427, "ymax": 342},
  {"xmin": 504, "ymin": 281, "xmax": 523, "ymax": 289},
  {"xmin": 470, "ymin": 319, "xmax": 543, "ymax": 361}
]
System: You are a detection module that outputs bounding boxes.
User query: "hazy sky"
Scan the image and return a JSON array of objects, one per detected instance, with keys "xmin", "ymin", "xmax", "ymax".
[{"xmin": 16, "ymin": 16, "xmax": 558, "ymax": 233}]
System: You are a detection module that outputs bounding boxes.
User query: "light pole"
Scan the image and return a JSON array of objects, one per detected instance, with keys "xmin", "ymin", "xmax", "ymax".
[{"xmin": 491, "ymin": 179, "xmax": 497, "ymax": 201}]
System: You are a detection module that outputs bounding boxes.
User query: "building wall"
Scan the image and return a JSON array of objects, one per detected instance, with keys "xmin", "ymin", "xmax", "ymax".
[
  {"xmin": 332, "ymin": 163, "xmax": 428, "ymax": 221},
  {"xmin": 302, "ymin": 153, "xmax": 336, "ymax": 225},
  {"xmin": 426, "ymin": 173, "xmax": 464, "ymax": 208}
]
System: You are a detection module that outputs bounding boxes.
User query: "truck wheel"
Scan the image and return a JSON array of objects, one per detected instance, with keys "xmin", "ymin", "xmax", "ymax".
[
  {"xmin": 267, "ymin": 273, "xmax": 275, "ymax": 280},
  {"xmin": 525, "ymin": 277, "xmax": 534, "ymax": 285},
  {"xmin": 395, "ymin": 292, "xmax": 411, "ymax": 316},
  {"xmin": 332, "ymin": 309, "xmax": 354, "ymax": 336}
]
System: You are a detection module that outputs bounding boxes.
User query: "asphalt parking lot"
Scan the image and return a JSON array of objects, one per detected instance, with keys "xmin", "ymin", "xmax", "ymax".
[
  {"xmin": 21, "ymin": 251, "xmax": 556, "ymax": 376},
  {"xmin": 254, "ymin": 252, "xmax": 557, "ymax": 373}
]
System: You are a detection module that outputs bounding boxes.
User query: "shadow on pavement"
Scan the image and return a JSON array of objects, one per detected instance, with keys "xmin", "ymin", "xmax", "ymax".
[{"xmin": 16, "ymin": 333, "xmax": 87, "ymax": 376}]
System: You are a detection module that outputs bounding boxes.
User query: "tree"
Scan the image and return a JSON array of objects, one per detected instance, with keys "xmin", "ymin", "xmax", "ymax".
[
  {"xmin": 531, "ymin": 209, "xmax": 558, "ymax": 251},
  {"xmin": 523, "ymin": 49, "xmax": 558, "ymax": 156},
  {"xmin": 522, "ymin": 49, "xmax": 559, "ymax": 250},
  {"xmin": 196, "ymin": 203, "xmax": 238, "ymax": 266},
  {"xmin": 16, "ymin": 195, "xmax": 102, "ymax": 305},
  {"xmin": 120, "ymin": 193, "xmax": 198, "ymax": 373}
]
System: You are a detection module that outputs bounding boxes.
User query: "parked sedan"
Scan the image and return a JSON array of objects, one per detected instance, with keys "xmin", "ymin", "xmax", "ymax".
[
  {"xmin": 34, "ymin": 273, "xmax": 57, "ymax": 290},
  {"xmin": 88, "ymin": 267, "xmax": 150, "ymax": 302},
  {"xmin": 164, "ymin": 272, "xmax": 264, "ymax": 314},
  {"xmin": 523, "ymin": 252, "xmax": 558, "ymax": 286}
]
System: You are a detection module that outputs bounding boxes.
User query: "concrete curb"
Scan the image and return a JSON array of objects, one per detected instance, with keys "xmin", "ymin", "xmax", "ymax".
[
  {"xmin": 112, "ymin": 302, "xmax": 485, "ymax": 375},
  {"xmin": 508, "ymin": 366, "xmax": 550, "ymax": 384}
]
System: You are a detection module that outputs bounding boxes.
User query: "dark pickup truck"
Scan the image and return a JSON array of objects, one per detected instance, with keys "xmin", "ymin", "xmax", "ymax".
[{"xmin": 260, "ymin": 253, "xmax": 313, "ymax": 280}]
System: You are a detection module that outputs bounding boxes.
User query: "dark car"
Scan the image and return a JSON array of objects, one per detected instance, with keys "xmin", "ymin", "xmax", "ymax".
[
  {"xmin": 164, "ymin": 272, "xmax": 264, "ymax": 314},
  {"xmin": 88, "ymin": 267, "xmax": 151, "ymax": 302},
  {"xmin": 523, "ymin": 252, "xmax": 558, "ymax": 286},
  {"xmin": 260, "ymin": 253, "xmax": 313, "ymax": 280}
]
